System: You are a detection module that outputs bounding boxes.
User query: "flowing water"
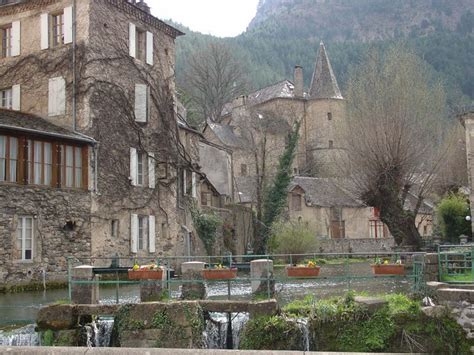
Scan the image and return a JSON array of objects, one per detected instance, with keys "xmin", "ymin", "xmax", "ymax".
[
  {"xmin": 0, "ymin": 325, "xmax": 40, "ymax": 346},
  {"xmin": 204, "ymin": 312, "xmax": 249, "ymax": 349}
]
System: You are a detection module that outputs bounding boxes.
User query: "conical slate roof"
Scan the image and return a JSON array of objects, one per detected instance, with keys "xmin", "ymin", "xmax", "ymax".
[{"xmin": 309, "ymin": 42, "xmax": 343, "ymax": 100}]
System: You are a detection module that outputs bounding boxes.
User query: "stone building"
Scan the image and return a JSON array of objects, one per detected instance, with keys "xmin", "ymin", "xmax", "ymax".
[
  {"xmin": 204, "ymin": 42, "xmax": 433, "ymax": 248},
  {"xmin": 0, "ymin": 0, "xmax": 198, "ymax": 286}
]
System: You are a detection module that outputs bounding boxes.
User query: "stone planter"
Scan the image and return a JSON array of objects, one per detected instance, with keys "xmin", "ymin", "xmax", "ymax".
[
  {"xmin": 286, "ymin": 266, "xmax": 321, "ymax": 278},
  {"xmin": 202, "ymin": 268, "xmax": 238, "ymax": 280},
  {"xmin": 128, "ymin": 269, "xmax": 163, "ymax": 280},
  {"xmin": 371, "ymin": 264, "xmax": 405, "ymax": 276}
]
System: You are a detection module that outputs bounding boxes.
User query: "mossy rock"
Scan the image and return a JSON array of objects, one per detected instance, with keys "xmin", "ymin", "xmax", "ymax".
[{"xmin": 239, "ymin": 315, "xmax": 303, "ymax": 350}]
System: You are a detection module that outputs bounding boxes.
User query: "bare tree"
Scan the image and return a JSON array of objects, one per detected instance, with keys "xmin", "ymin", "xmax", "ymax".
[
  {"xmin": 340, "ymin": 44, "xmax": 449, "ymax": 248},
  {"xmin": 183, "ymin": 42, "xmax": 248, "ymax": 124}
]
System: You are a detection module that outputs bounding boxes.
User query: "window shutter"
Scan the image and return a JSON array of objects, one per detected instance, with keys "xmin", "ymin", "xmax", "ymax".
[
  {"xmin": 129, "ymin": 23, "xmax": 136, "ymax": 58},
  {"xmin": 134, "ymin": 84, "xmax": 147, "ymax": 122},
  {"xmin": 148, "ymin": 215, "xmax": 155, "ymax": 253},
  {"xmin": 130, "ymin": 147, "xmax": 137, "ymax": 186},
  {"xmin": 146, "ymin": 31, "xmax": 153, "ymax": 65},
  {"xmin": 11, "ymin": 21, "xmax": 20, "ymax": 56},
  {"xmin": 192, "ymin": 172, "xmax": 197, "ymax": 198},
  {"xmin": 48, "ymin": 77, "xmax": 65, "ymax": 116},
  {"xmin": 64, "ymin": 6, "xmax": 73, "ymax": 44},
  {"xmin": 40, "ymin": 13, "xmax": 49, "ymax": 50},
  {"xmin": 148, "ymin": 152, "xmax": 155, "ymax": 189},
  {"xmin": 130, "ymin": 214, "xmax": 138, "ymax": 253},
  {"xmin": 12, "ymin": 85, "xmax": 20, "ymax": 111}
]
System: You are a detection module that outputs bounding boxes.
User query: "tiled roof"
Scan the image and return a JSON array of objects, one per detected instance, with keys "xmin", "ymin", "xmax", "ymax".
[
  {"xmin": 207, "ymin": 121, "xmax": 247, "ymax": 148},
  {"xmin": 309, "ymin": 42, "xmax": 343, "ymax": 100},
  {"xmin": 235, "ymin": 176, "xmax": 258, "ymax": 204},
  {"xmin": 290, "ymin": 176, "xmax": 363, "ymax": 207},
  {"xmin": 222, "ymin": 80, "xmax": 297, "ymax": 116},
  {"xmin": 0, "ymin": 109, "xmax": 95, "ymax": 143}
]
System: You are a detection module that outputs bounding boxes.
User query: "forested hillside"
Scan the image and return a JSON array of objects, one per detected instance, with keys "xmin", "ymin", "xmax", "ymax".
[{"xmin": 170, "ymin": 0, "xmax": 474, "ymax": 114}]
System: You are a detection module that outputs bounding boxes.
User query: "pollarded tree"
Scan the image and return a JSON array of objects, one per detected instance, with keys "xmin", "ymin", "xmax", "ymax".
[{"xmin": 340, "ymin": 44, "xmax": 449, "ymax": 249}]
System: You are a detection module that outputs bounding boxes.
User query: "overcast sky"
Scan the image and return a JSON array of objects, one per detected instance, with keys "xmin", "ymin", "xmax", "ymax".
[{"xmin": 150, "ymin": 0, "xmax": 260, "ymax": 37}]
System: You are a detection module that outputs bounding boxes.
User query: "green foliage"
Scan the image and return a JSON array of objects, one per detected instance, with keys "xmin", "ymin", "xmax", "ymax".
[
  {"xmin": 190, "ymin": 205, "xmax": 223, "ymax": 255},
  {"xmin": 152, "ymin": 311, "xmax": 173, "ymax": 329},
  {"xmin": 260, "ymin": 122, "xmax": 300, "ymax": 252},
  {"xmin": 239, "ymin": 315, "xmax": 303, "ymax": 350},
  {"xmin": 437, "ymin": 193, "xmax": 472, "ymax": 243},
  {"xmin": 282, "ymin": 295, "xmax": 316, "ymax": 317},
  {"xmin": 385, "ymin": 293, "xmax": 420, "ymax": 316},
  {"xmin": 42, "ymin": 330, "xmax": 54, "ymax": 346},
  {"xmin": 268, "ymin": 220, "xmax": 318, "ymax": 257}
]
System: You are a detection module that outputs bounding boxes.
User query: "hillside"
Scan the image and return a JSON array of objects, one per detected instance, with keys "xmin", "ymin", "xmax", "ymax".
[{"xmin": 171, "ymin": 0, "xmax": 474, "ymax": 116}]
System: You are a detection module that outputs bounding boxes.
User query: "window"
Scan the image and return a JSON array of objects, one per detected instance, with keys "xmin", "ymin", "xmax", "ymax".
[
  {"xmin": 41, "ymin": 8, "xmax": 72, "ymax": 49},
  {"xmin": 330, "ymin": 207, "xmax": 345, "ymax": 239},
  {"xmin": 129, "ymin": 23, "xmax": 153, "ymax": 65},
  {"xmin": 1, "ymin": 88, "xmax": 11, "ymax": 109},
  {"xmin": 327, "ymin": 112, "xmax": 332, "ymax": 120},
  {"xmin": 201, "ymin": 191, "xmax": 211, "ymax": 206},
  {"xmin": 241, "ymin": 164, "xmax": 247, "ymax": 176},
  {"xmin": 136, "ymin": 28, "xmax": 146, "ymax": 61},
  {"xmin": 111, "ymin": 219, "xmax": 119, "ymax": 238},
  {"xmin": 27, "ymin": 140, "xmax": 52, "ymax": 186},
  {"xmin": 16, "ymin": 216, "xmax": 33, "ymax": 260},
  {"xmin": 51, "ymin": 12, "xmax": 64, "ymax": 46},
  {"xmin": 60, "ymin": 144, "xmax": 83, "ymax": 188},
  {"xmin": 130, "ymin": 214, "xmax": 155, "ymax": 253},
  {"xmin": 328, "ymin": 140, "xmax": 333, "ymax": 148},
  {"xmin": 0, "ymin": 135, "xmax": 17, "ymax": 182},
  {"xmin": 138, "ymin": 216, "xmax": 147, "ymax": 251},
  {"xmin": 0, "ymin": 134, "xmax": 87, "ymax": 189},
  {"xmin": 137, "ymin": 152, "xmax": 144, "ymax": 186},
  {"xmin": 1, "ymin": 85, "xmax": 20, "ymax": 110},
  {"xmin": 291, "ymin": 193, "xmax": 302, "ymax": 211},
  {"xmin": 370, "ymin": 220, "xmax": 385, "ymax": 239},
  {"xmin": 1, "ymin": 25, "xmax": 11, "ymax": 58}
]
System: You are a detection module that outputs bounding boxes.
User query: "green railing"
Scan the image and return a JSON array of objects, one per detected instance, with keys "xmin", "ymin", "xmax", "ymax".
[
  {"xmin": 66, "ymin": 252, "xmax": 427, "ymax": 303},
  {"xmin": 438, "ymin": 244, "xmax": 474, "ymax": 283}
]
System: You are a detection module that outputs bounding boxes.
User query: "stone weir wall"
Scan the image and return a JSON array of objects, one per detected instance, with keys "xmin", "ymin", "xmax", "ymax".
[{"xmin": 36, "ymin": 300, "xmax": 278, "ymax": 348}]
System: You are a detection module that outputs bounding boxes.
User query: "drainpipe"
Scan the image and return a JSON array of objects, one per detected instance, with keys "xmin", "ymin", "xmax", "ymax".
[
  {"xmin": 93, "ymin": 142, "xmax": 99, "ymax": 193},
  {"xmin": 72, "ymin": 0, "xmax": 77, "ymax": 131}
]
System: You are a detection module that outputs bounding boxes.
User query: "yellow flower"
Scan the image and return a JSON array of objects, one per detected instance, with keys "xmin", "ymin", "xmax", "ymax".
[
  {"xmin": 383, "ymin": 260, "xmax": 389, "ymax": 265},
  {"xmin": 132, "ymin": 264, "xmax": 139, "ymax": 271}
]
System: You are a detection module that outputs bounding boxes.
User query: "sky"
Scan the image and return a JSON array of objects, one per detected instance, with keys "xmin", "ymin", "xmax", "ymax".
[{"xmin": 150, "ymin": 0, "xmax": 260, "ymax": 38}]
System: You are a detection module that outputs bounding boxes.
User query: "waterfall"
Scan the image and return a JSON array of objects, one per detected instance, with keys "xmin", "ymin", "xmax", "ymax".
[
  {"xmin": 83, "ymin": 318, "xmax": 114, "ymax": 347},
  {"xmin": 0, "ymin": 324, "xmax": 39, "ymax": 346},
  {"xmin": 296, "ymin": 318, "xmax": 310, "ymax": 351},
  {"xmin": 204, "ymin": 312, "xmax": 249, "ymax": 349}
]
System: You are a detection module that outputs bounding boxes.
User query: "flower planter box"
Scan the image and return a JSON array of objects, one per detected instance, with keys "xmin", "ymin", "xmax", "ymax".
[
  {"xmin": 286, "ymin": 266, "xmax": 321, "ymax": 278},
  {"xmin": 371, "ymin": 264, "xmax": 405, "ymax": 276},
  {"xmin": 202, "ymin": 268, "xmax": 238, "ymax": 280},
  {"xmin": 128, "ymin": 269, "xmax": 163, "ymax": 280}
]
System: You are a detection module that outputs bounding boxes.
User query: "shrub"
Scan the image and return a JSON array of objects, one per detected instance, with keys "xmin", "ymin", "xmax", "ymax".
[
  {"xmin": 436, "ymin": 194, "xmax": 471, "ymax": 243},
  {"xmin": 268, "ymin": 220, "xmax": 318, "ymax": 260}
]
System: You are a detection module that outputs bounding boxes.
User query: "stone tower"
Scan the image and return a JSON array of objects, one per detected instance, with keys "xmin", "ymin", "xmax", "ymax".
[{"xmin": 303, "ymin": 42, "xmax": 346, "ymax": 177}]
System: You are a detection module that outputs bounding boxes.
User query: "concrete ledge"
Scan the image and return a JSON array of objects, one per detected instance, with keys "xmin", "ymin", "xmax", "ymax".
[
  {"xmin": 437, "ymin": 288, "xmax": 474, "ymax": 303},
  {"xmin": 0, "ymin": 347, "xmax": 417, "ymax": 354}
]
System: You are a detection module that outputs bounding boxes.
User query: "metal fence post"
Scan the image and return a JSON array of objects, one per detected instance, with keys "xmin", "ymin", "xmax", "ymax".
[{"xmin": 67, "ymin": 256, "xmax": 72, "ymax": 302}]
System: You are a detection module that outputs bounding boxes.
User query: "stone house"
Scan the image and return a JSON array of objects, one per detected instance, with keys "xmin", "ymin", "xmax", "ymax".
[
  {"xmin": 461, "ymin": 109, "xmax": 474, "ymax": 235},
  {"xmin": 0, "ymin": 0, "xmax": 196, "ymax": 286}
]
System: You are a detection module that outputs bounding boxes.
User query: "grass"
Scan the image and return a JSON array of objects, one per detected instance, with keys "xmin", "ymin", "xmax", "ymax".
[{"xmin": 441, "ymin": 271, "xmax": 474, "ymax": 283}]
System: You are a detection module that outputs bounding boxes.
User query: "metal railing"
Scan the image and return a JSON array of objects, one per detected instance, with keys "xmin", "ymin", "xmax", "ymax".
[
  {"xmin": 438, "ymin": 244, "xmax": 474, "ymax": 283},
  {"xmin": 66, "ymin": 251, "xmax": 427, "ymax": 303}
]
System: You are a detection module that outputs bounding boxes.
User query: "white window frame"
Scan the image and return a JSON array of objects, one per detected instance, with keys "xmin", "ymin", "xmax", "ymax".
[
  {"xmin": 17, "ymin": 216, "xmax": 34, "ymax": 261},
  {"xmin": 1, "ymin": 87, "xmax": 12, "ymax": 109}
]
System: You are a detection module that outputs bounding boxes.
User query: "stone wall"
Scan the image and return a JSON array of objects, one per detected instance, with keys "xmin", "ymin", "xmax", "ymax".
[
  {"xmin": 317, "ymin": 237, "xmax": 395, "ymax": 253},
  {"xmin": 0, "ymin": 185, "xmax": 92, "ymax": 284}
]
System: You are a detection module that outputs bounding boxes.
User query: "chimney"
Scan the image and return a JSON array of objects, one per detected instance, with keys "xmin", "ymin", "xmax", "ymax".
[
  {"xmin": 294, "ymin": 65, "xmax": 304, "ymax": 98},
  {"xmin": 136, "ymin": 0, "xmax": 150, "ymax": 13}
]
